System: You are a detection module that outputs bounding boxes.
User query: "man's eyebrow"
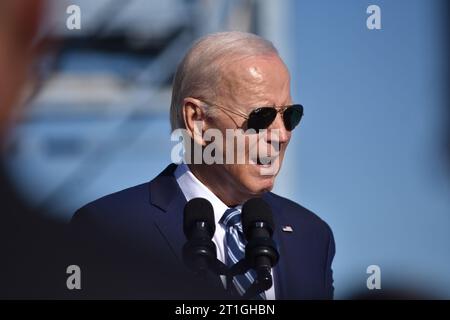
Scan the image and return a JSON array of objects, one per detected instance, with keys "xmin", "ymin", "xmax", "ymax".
[
  {"xmin": 250, "ymin": 100, "xmax": 275, "ymax": 107},
  {"xmin": 267, "ymin": 100, "xmax": 293, "ymax": 107},
  {"xmin": 281, "ymin": 99, "xmax": 294, "ymax": 106},
  {"xmin": 244, "ymin": 98, "xmax": 292, "ymax": 110}
]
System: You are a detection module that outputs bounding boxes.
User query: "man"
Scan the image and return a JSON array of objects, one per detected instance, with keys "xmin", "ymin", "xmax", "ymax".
[
  {"xmin": 0, "ymin": 0, "xmax": 71, "ymax": 299},
  {"xmin": 72, "ymin": 31, "xmax": 335, "ymax": 299}
]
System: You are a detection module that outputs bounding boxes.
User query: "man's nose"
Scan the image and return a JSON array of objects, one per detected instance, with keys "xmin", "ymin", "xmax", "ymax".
[{"xmin": 266, "ymin": 113, "xmax": 290, "ymax": 144}]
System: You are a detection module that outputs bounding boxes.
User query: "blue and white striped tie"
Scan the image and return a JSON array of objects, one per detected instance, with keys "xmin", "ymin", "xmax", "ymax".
[{"xmin": 220, "ymin": 208, "xmax": 266, "ymax": 300}]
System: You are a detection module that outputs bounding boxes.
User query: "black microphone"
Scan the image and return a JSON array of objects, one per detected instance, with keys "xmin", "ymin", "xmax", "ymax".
[
  {"xmin": 241, "ymin": 198, "xmax": 279, "ymax": 294},
  {"xmin": 182, "ymin": 198, "xmax": 217, "ymax": 275}
]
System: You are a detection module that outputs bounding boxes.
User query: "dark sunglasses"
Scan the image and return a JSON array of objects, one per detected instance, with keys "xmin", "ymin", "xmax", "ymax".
[{"xmin": 201, "ymin": 100, "xmax": 304, "ymax": 132}]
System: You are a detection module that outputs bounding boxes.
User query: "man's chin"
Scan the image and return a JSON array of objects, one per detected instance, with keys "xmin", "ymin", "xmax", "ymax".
[{"xmin": 247, "ymin": 176, "xmax": 276, "ymax": 195}]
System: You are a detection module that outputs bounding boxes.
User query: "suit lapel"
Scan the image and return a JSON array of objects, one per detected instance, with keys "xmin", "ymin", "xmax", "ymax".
[{"xmin": 149, "ymin": 164, "xmax": 186, "ymax": 262}]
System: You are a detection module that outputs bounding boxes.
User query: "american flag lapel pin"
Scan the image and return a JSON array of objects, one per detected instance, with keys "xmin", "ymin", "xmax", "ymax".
[{"xmin": 282, "ymin": 225, "xmax": 294, "ymax": 233}]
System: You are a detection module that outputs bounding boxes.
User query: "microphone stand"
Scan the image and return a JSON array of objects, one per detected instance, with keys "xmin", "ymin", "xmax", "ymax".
[
  {"xmin": 184, "ymin": 242, "xmax": 276, "ymax": 299},
  {"xmin": 207, "ymin": 258, "xmax": 229, "ymax": 278},
  {"xmin": 228, "ymin": 258, "xmax": 273, "ymax": 300},
  {"xmin": 241, "ymin": 266, "xmax": 272, "ymax": 299}
]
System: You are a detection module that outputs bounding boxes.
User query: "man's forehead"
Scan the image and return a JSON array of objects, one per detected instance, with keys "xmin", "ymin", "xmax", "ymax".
[
  {"xmin": 248, "ymin": 66, "xmax": 264, "ymax": 82},
  {"xmin": 219, "ymin": 55, "xmax": 291, "ymax": 108},
  {"xmin": 231, "ymin": 55, "xmax": 287, "ymax": 77}
]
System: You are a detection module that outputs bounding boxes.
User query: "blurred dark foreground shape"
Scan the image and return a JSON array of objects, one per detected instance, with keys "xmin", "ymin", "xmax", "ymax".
[{"xmin": 0, "ymin": 0, "xmax": 68, "ymax": 299}]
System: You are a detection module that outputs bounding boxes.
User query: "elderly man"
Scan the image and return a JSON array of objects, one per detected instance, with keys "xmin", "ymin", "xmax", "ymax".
[{"xmin": 72, "ymin": 31, "xmax": 335, "ymax": 299}]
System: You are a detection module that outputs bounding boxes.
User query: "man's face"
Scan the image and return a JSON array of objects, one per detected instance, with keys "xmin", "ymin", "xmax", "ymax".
[{"xmin": 203, "ymin": 54, "xmax": 293, "ymax": 199}]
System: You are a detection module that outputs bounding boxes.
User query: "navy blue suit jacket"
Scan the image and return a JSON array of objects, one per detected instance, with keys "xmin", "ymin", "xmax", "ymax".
[{"xmin": 71, "ymin": 164, "xmax": 335, "ymax": 299}]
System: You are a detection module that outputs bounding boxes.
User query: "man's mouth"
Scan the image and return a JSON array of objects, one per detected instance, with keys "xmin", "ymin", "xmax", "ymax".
[{"xmin": 250, "ymin": 154, "xmax": 277, "ymax": 167}]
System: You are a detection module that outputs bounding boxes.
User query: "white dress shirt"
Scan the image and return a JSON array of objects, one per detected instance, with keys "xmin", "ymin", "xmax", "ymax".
[{"xmin": 174, "ymin": 163, "xmax": 276, "ymax": 300}]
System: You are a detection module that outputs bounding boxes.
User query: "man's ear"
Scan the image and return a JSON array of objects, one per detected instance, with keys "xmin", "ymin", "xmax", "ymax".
[{"xmin": 182, "ymin": 97, "xmax": 207, "ymax": 146}]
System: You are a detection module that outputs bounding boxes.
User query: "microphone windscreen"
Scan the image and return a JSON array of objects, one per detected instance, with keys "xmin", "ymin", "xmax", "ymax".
[
  {"xmin": 241, "ymin": 198, "xmax": 274, "ymax": 238},
  {"xmin": 183, "ymin": 197, "xmax": 215, "ymax": 239}
]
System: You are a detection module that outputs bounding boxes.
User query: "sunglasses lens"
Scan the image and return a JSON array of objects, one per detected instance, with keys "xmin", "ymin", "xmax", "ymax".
[
  {"xmin": 283, "ymin": 105, "xmax": 303, "ymax": 131},
  {"xmin": 247, "ymin": 107, "xmax": 277, "ymax": 131}
]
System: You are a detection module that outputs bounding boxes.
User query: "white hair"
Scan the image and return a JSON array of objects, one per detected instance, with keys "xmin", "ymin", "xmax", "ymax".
[{"xmin": 169, "ymin": 31, "xmax": 279, "ymax": 130}]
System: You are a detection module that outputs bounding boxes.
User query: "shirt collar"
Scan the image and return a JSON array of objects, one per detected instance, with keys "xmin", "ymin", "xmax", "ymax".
[{"xmin": 174, "ymin": 163, "xmax": 241, "ymax": 226}]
